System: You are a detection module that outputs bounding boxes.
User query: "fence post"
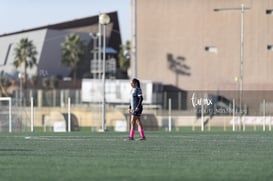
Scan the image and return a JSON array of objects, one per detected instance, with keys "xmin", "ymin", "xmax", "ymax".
[
  {"xmin": 68, "ymin": 97, "xmax": 71, "ymax": 132},
  {"xmin": 168, "ymin": 98, "xmax": 172, "ymax": 132},
  {"xmin": 233, "ymin": 99, "xmax": 235, "ymax": 132},
  {"xmin": 263, "ymin": 99, "xmax": 266, "ymax": 132},
  {"xmin": 30, "ymin": 97, "xmax": 34, "ymax": 132},
  {"xmin": 269, "ymin": 117, "xmax": 272, "ymax": 132},
  {"xmin": 8, "ymin": 97, "xmax": 12, "ymax": 133}
]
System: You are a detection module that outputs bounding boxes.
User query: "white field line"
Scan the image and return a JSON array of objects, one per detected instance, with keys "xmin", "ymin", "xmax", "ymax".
[
  {"xmin": 22, "ymin": 136, "xmax": 121, "ymax": 141},
  {"xmin": 1, "ymin": 134, "xmax": 271, "ymax": 142}
]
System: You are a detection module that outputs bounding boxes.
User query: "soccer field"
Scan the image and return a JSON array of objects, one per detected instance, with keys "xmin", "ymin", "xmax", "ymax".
[{"xmin": 0, "ymin": 131, "xmax": 273, "ymax": 181}]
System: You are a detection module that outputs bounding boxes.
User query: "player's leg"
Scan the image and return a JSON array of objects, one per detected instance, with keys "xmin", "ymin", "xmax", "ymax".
[
  {"xmin": 129, "ymin": 115, "xmax": 137, "ymax": 139},
  {"xmin": 136, "ymin": 117, "xmax": 145, "ymax": 140}
]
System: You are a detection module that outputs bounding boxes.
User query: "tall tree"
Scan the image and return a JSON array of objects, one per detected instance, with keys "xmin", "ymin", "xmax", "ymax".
[
  {"xmin": 61, "ymin": 33, "xmax": 86, "ymax": 87},
  {"xmin": 13, "ymin": 38, "xmax": 38, "ymax": 90}
]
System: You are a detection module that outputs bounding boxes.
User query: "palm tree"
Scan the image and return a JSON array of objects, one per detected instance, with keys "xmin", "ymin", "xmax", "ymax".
[
  {"xmin": 13, "ymin": 38, "xmax": 38, "ymax": 91},
  {"xmin": 61, "ymin": 33, "xmax": 86, "ymax": 87}
]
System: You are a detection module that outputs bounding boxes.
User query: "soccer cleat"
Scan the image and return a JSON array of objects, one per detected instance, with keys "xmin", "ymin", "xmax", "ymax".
[{"xmin": 137, "ymin": 136, "xmax": 146, "ymax": 141}]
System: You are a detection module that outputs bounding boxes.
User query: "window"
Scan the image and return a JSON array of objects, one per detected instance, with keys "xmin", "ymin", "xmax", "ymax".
[
  {"xmin": 266, "ymin": 9, "xmax": 273, "ymax": 14},
  {"xmin": 267, "ymin": 45, "xmax": 273, "ymax": 50},
  {"xmin": 205, "ymin": 46, "xmax": 218, "ymax": 53}
]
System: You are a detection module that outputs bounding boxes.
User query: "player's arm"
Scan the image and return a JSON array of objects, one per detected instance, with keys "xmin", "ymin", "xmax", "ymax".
[{"xmin": 136, "ymin": 95, "xmax": 143, "ymax": 111}]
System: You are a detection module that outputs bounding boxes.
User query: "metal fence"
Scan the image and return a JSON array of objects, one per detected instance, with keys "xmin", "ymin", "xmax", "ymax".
[{"xmin": 1, "ymin": 89, "xmax": 273, "ymax": 132}]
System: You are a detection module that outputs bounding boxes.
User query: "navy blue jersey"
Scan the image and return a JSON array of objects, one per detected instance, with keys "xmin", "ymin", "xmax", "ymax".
[{"xmin": 130, "ymin": 87, "xmax": 143, "ymax": 115}]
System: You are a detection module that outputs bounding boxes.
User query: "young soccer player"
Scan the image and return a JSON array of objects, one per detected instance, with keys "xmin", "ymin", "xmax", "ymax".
[{"xmin": 126, "ymin": 78, "xmax": 146, "ymax": 141}]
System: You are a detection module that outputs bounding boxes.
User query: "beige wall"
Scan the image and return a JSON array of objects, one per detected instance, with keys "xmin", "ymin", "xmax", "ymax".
[{"xmin": 136, "ymin": 0, "xmax": 273, "ymax": 91}]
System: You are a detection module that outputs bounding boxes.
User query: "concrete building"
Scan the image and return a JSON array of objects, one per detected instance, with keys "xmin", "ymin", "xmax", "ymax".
[
  {"xmin": 136, "ymin": 0, "xmax": 273, "ymax": 91},
  {"xmin": 0, "ymin": 11, "xmax": 121, "ymax": 80}
]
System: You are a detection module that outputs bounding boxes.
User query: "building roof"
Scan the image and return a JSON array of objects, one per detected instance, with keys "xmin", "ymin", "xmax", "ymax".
[{"xmin": 0, "ymin": 11, "xmax": 121, "ymax": 39}]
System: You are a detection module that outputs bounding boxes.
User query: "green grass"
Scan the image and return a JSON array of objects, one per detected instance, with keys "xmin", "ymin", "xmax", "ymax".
[{"xmin": 0, "ymin": 130, "xmax": 273, "ymax": 181}]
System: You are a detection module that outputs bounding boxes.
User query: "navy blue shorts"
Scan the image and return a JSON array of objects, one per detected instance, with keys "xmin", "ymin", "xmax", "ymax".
[{"xmin": 131, "ymin": 107, "xmax": 143, "ymax": 116}]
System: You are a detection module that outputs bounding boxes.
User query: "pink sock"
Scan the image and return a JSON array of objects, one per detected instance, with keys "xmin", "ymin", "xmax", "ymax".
[
  {"xmin": 130, "ymin": 129, "xmax": 135, "ymax": 138},
  {"xmin": 139, "ymin": 129, "xmax": 145, "ymax": 138}
]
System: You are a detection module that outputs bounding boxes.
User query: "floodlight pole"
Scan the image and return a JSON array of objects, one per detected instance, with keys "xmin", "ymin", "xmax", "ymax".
[
  {"xmin": 131, "ymin": 0, "xmax": 137, "ymax": 78},
  {"xmin": 214, "ymin": 4, "xmax": 250, "ymax": 130},
  {"xmin": 239, "ymin": 4, "xmax": 245, "ymax": 130},
  {"xmin": 98, "ymin": 14, "xmax": 102, "ymax": 80},
  {"xmin": 99, "ymin": 13, "xmax": 110, "ymax": 132}
]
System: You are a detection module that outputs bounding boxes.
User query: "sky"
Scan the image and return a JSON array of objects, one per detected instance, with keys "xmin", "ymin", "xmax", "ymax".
[{"xmin": 0, "ymin": 0, "xmax": 131, "ymax": 43}]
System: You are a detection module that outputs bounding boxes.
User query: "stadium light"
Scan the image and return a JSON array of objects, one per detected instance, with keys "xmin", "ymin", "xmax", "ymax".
[
  {"xmin": 214, "ymin": 4, "xmax": 251, "ymax": 131},
  {"xmin": 99, "ymin": 13, "xmax": 110, "ymax": 132}
]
